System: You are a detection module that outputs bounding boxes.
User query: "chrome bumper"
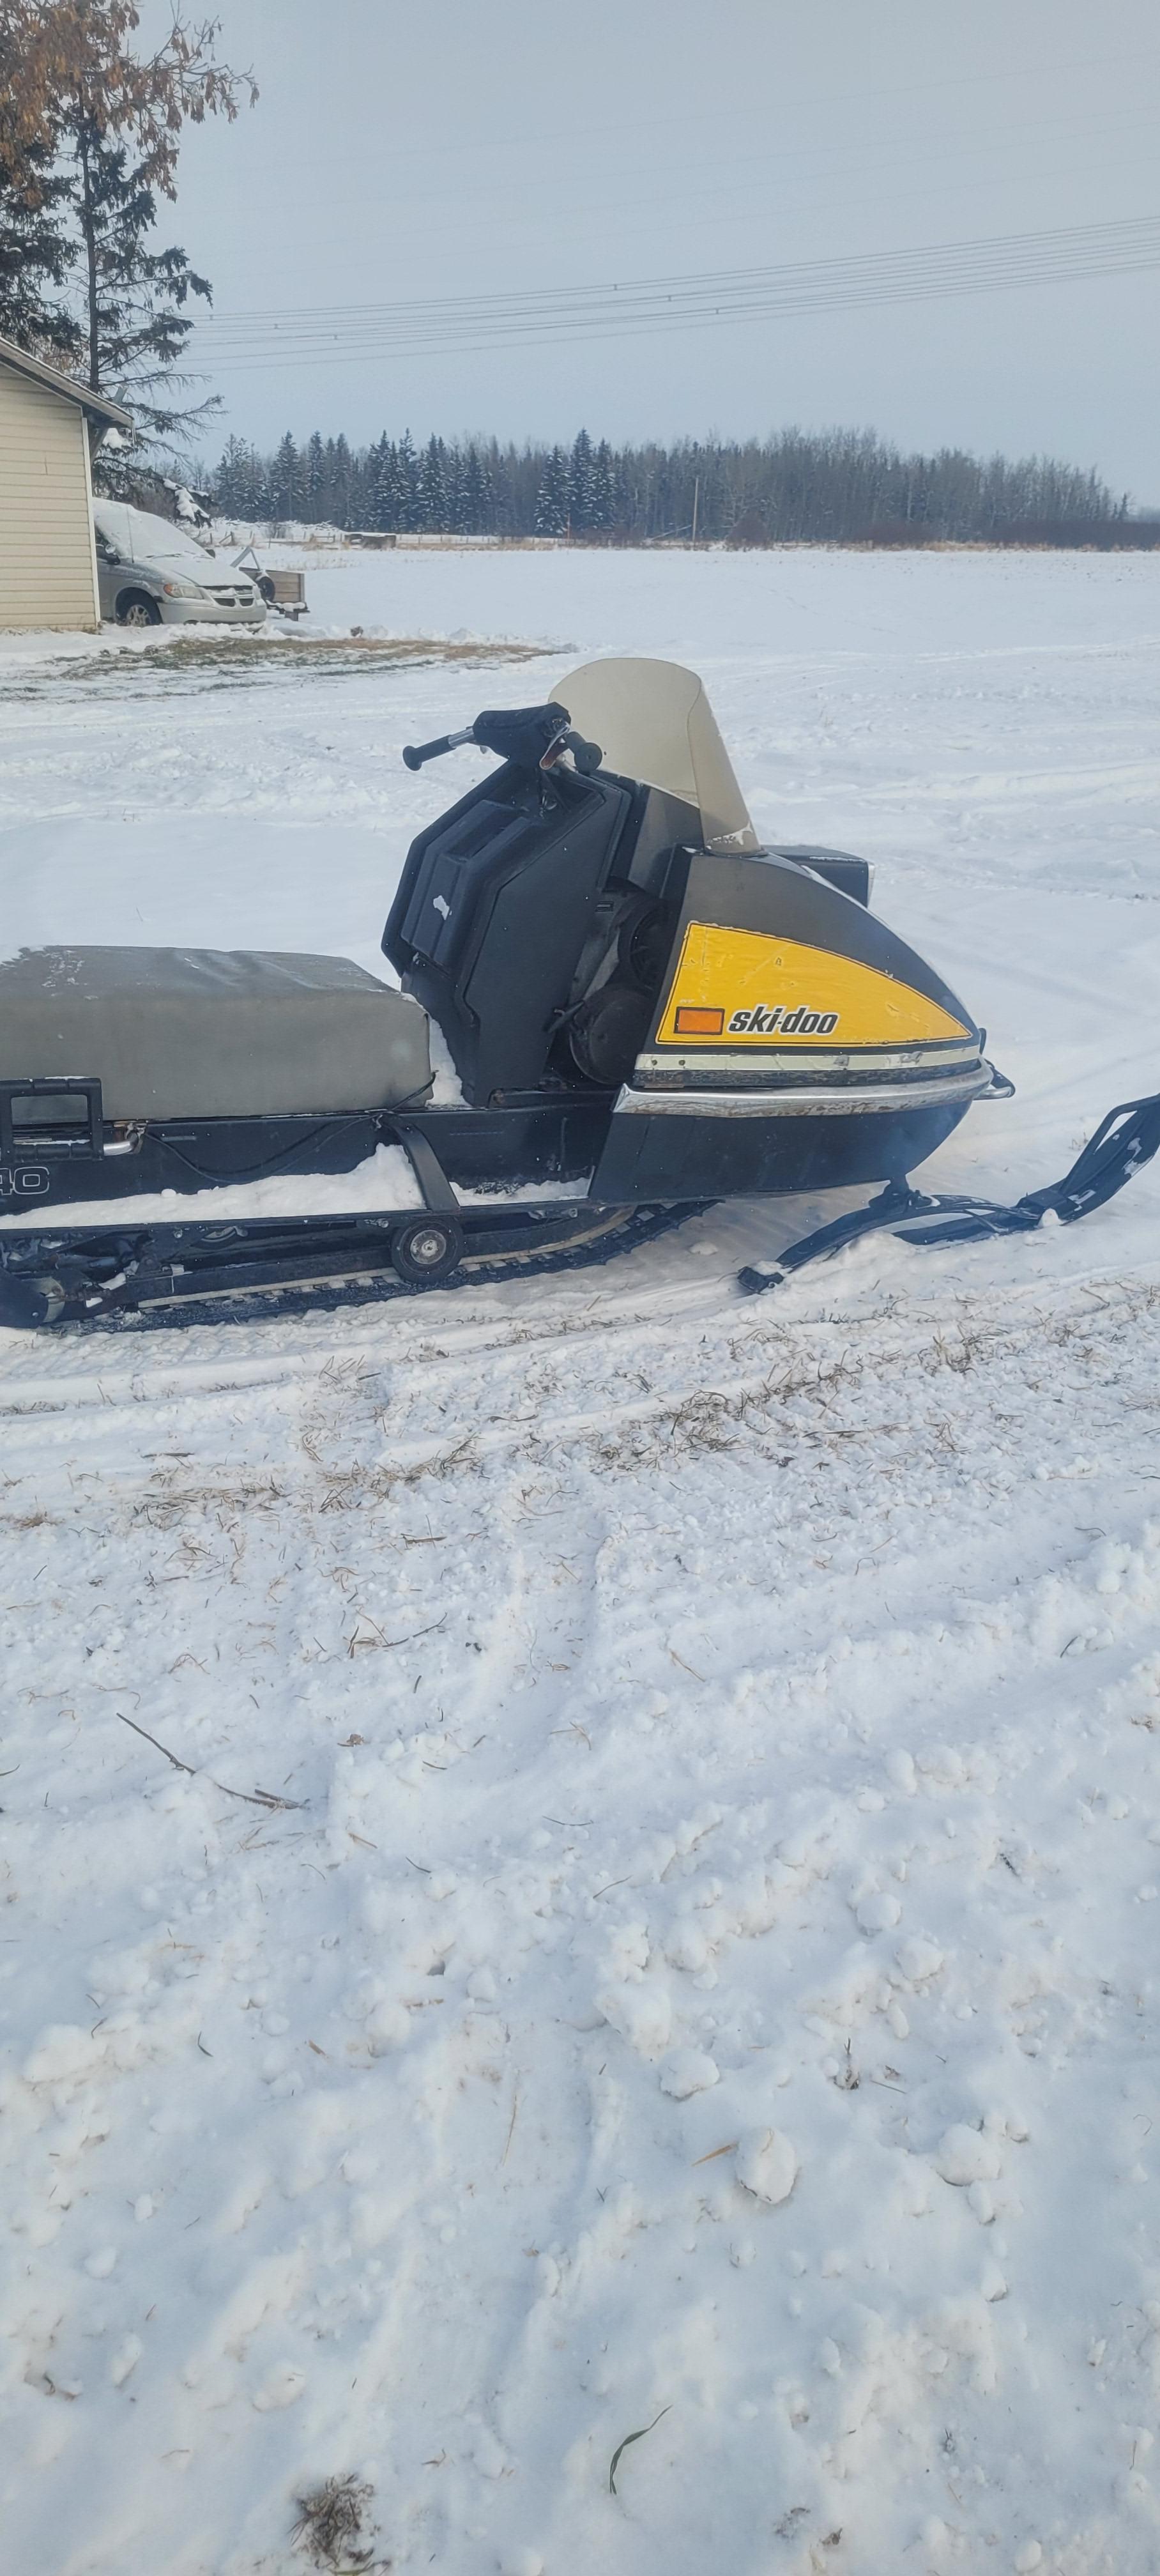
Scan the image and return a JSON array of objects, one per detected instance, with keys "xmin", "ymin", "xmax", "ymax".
[{"xmin": 613, "ymin": 1060, "xmax": 1006, "ymax": 1119}]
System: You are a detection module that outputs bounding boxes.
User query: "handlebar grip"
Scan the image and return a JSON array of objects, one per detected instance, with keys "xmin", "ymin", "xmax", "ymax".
[
  {"xmin": 565, "ymin": 729, "xmax": 603, "ymax": 775},
  {"xmin": 402, "ymin": 726, "xmax": 475, "ymax": 771}
]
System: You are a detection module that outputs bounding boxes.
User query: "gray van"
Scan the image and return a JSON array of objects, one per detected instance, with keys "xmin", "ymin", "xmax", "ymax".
[{"xmin": 93, "ymin": 503, "xmax": 267, "ymax": 627}]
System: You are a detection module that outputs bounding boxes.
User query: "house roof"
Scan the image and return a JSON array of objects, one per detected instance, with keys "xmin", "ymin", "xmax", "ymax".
[{"xmin": 0, "ymin": 334, "xmax": 133, "ymax": 431}]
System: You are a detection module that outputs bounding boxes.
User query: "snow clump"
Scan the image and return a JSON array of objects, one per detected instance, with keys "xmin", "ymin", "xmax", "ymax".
[
  {"xmin": 735, "ymin": 2127, "xmax": 798, "ymax": 2204},
  {"xmin": 659, "ymin": 2047, "xmax": 720, "ymax": 2099},
  {"xmin": 934, "ymin": 2124, "xmax": 1004, "ymax": 2188}
]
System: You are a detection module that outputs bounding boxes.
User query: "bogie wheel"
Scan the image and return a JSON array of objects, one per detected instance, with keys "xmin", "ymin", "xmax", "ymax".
[
  {"xmin": 390, "ymin": 1213, "xmax": 464, "ymax": 1286},
  {"xmin": 118, "ymin": 592, "xmax": 162, "ymax": 627},
  {"xmin": 0, "ymin": 1273, "xmax": 68, "ymax": 1329}
]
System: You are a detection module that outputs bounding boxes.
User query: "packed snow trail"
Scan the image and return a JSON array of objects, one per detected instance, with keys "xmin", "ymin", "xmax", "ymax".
[{"xmin": 1, "ymin": 548, "xmax": 1159, "ymax": 2575}]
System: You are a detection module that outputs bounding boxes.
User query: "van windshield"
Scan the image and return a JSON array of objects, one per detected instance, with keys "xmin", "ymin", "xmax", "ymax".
[
  {"xmin": 556, "ymin": 657, "xmax": 759, "ymax": 854},
  {"xmin": 93, "ymin": 503, "xmax": 212, "ymax": 572}
]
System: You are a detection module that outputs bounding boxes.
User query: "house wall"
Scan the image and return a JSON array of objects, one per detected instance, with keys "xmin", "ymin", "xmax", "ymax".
[{"xmin": 0, "ymin": 364, "xmax": 100, "ymax": 631}]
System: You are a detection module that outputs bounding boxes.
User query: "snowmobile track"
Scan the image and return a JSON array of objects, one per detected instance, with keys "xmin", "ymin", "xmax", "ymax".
[{"xmin": 69, "ymin": 1199, "xmax": 712, "ymax": 1338}]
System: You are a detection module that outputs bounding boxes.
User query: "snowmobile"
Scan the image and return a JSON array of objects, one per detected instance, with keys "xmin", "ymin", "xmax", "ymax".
[{"xmin": 0, "ymin": 657, "xmax": 1156, "ymax": 1331}]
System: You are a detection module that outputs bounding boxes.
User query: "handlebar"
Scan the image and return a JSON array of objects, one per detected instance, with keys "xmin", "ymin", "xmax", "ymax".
[
  {"xmin": 402, "ymin": 727, "xmax": 475, "ymax": 771},
  {"xmin": 402, "ymin": 701, "xmax": 603, "ymax": 778}
]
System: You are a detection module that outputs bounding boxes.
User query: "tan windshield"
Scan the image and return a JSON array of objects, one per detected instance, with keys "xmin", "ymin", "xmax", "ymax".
[{"xmin": 556, "ymin": 657, "xmax": 759, "ymax": 855}]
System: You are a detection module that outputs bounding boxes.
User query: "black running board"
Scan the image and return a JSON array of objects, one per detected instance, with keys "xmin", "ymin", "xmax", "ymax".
[{"xmin": 738, "ymin": 1091, "xmax": 1160, "ymax": 1294}]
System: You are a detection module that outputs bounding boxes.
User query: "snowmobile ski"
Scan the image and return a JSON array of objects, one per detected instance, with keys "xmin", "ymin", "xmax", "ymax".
[{"xmin": 738, "ymin": 1091, "xmax": 1160, "ymax": 1294}]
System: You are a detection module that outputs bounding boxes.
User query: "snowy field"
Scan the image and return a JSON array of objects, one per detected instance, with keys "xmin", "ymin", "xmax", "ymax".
[{"xmin": 1, "ymin": 546, "xmax": 1159, "ymax": 2576}]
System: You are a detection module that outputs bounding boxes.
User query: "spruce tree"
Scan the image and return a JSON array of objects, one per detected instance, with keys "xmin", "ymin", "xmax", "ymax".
[
  {"xmin": 0, "ymin": 126, "xmax": 78, "ymax": 361},
  {"xmin": 305, "ymin": 430, "xmax": 324, "ymax": 519},
  {"xmin": 568, "ymin": 429, "xmax": 595, "ymax": 534},
  {"xmin": 332, "ymin": 433, "xmax": 353, "ymax": 528},
  {"xmin": 246, "ymin": 442, "xmax": 270, "ymax": 518},
  {"xmin": 417, "ymin": 434, "xmax": 448, "ymax": 532},
  {"xmin": 395, "ymin": 429, "xmax": 418, "ymax": 532},
  {"xmin": 590, "ymin": 438, "xmax": 615, "ymax": 533},
  {"xmin": 367, "ymin": 434, "xmax": 389, "ymax": 530},
  {"xmin": 212, "ymin": 431, "xmax": 249, "ymax": 513},
  {"xmin": 270, "ymin": 429, "xmax": 298, "ymax": 521},
  {"xmin": 445, "ymin": 443, "xmax": 468, "ymax": 535},
  {"xmin": 462, "ymin": 445, "xmax": 490, "ymax": 536},
  {"xmin": 75, "ymin": 122, "xmax": 215, "ymax": 480},
  {"xmin": 378, "ymin": 435, "xmax": 409, "ymax": 532},
  {"xmin": 535, "ymin": 447, "xmax": 569, "ymax": 537}
]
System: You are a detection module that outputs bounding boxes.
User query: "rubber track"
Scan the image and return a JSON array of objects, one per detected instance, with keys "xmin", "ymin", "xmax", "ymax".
[{"xmin": 75, "ymin": 1200, "xmax": 712, "ymax": 1337}]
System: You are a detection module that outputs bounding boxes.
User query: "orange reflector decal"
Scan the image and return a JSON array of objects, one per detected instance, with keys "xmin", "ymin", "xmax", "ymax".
[{"xmin": 674, "ymin": 1004, "xmax": 725, "ymax": 1036}]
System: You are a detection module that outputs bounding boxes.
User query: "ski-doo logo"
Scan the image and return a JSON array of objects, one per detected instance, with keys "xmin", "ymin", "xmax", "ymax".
[
  {"xmin": 728, "ymin": 1004, "xmax": 839, "ymax": 1036},
  {"xmin": 0, "ymin": 1167, "xmax": 50, "ymax": 1199}
]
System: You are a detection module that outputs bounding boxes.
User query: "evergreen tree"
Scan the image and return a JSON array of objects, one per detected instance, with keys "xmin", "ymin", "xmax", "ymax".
[
  {"xmin": 417, "ymin": 434, "xmax": 448, "ymax": 532},
  {"xmin": 212, "ymin": 431, "xmax": 249, "ymax": 513},
  {"xmin": 305, "ymin": 429, "xmax": 324, "ymax": 518},
  {"xmin": 462, "ymin": 445, "xmax": 491, "ymax": 535},
  {"xmin": 568, "ymin": 427, "xmax": 595, "ymax": 533},
  {"xmin": 75, "ymin": 123, "xmax": 215, "ymax": 479},
  {"xmin": 535, "ymin": 446, "xmax": 569, "ymax": 536},
  {"xmin": 395, "ymin": 429, "xmax": 418, "ymax": 532},
  {"xmin": 367, "ymin": 433, "xmax": 391, "ymax": 530},
  {"xmin": 270, "ymin": 429, "xmax": 298, "ymax": 520},
  {"xmin": 445, "ymin": 443, "xmax": 469, "ymax": 535},
  {"xmin": 332, "ymin": 433, "xmax": 353, "ymax": 528},
  {"xmin": 0, "ymin": 125, "xmax": 78, "ymax": 361},
  {"xmin": 488, "ymin": 440, "xmax": 518, "ymax": 537},
  {"xmin": 589, "ymin": 438, "xmax": 615, "ymax": 533}
]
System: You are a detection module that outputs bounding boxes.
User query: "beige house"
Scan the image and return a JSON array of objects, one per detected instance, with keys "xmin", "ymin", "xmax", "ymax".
[{"xmin": 0, "ymin": 337, "xmax": 132, "ymax": 632}]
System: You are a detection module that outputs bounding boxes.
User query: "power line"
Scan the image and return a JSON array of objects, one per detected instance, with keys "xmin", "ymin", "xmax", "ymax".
[
  {"xmin": 190, "ymin": 215, "xmax": 1160, "ymax": 372},
  {"xmin": 197, "ymin": 215, "xmax": 1160, "ymax": 335}
]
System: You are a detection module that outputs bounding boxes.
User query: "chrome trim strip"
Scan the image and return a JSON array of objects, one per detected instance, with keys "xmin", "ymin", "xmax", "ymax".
[
  {"xmin": 613, "ymin": 1064, "xmax": 993, "ymax": 1119},
  {"xmin": 634, "ymin": 1038, "xmax": 981, "ymax": 1081},
  {"xmin": 103, "ymin": 1122, "xmax": 146, "ymax": 1158}
]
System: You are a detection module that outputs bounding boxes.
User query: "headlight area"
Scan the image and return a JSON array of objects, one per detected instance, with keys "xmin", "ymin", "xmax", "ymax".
[{"xmin": 160, "ymin": 578, "xmax": 208, "ymax": 600}]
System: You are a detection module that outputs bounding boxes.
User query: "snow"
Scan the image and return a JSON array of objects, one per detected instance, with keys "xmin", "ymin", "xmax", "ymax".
[
  {"xmin": 0, "ymin": 1143, "xmax": 425, "ymax": 1232},
  {"xmin": 93, "ymin": 502, "xmax": 217, "ymax": 575},
  {"xmin": 1, "ymin": 546, "xmax": 1159, "ymax": 2575},
  {"xmin": 735, "ymin": 2128, "xmax": 800, "ymax": 2205}
]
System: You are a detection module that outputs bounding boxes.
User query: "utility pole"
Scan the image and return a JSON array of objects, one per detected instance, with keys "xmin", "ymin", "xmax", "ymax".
[{"xmin": 691, "ymin": 474, "xmax": 700, "ymax": 546}]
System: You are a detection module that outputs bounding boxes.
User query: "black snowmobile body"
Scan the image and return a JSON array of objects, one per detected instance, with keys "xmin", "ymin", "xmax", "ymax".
[{"xmin": 0, "ymin": 660, "xmax": 1153, "ymax": 1329}]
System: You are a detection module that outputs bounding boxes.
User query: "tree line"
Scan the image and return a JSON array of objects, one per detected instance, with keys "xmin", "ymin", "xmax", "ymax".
[{"xmin": 211, "ymin": 424, "xmax": 1142, "ymax": 546}]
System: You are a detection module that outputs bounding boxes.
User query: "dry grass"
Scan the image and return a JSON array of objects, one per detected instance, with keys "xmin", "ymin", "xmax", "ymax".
[
  {"xmin": 10, "ymin": 632, "xmax": 553, "ymax": 702},
  {"xmin": 292, "ymin": 2475, "xmax": 383, "ymax": 2571},
  {"xmin": 80, "ymin": 632, "xmax": 549, "ymax": 691}
]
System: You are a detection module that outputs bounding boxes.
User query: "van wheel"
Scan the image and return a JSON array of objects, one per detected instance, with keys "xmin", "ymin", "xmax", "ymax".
[
  {"xmin": 118, "ymin": 592, "xmax": 162, "ymax": 627},
  {"xmin": 391, "ymin": 1214, "xmax": 464, "ymax": 1285}
]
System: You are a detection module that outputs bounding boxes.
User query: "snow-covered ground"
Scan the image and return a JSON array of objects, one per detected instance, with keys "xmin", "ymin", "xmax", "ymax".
[{"xmin": 1, "ymin": 548, "xmax": 1159, "ymax": 2576}]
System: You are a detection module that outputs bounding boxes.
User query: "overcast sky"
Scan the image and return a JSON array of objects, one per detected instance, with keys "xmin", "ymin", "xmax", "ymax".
[{"xmin": 142, "ymin": 0, "xmax": 1160, "ymax": 496}]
